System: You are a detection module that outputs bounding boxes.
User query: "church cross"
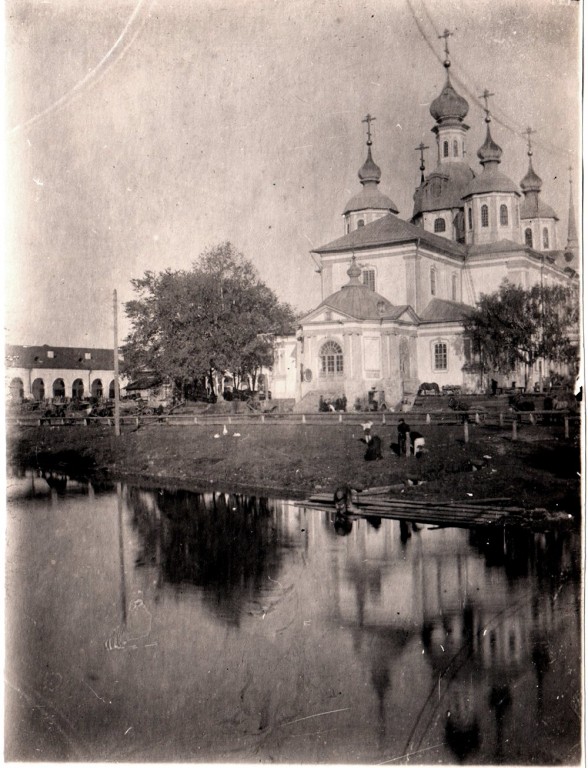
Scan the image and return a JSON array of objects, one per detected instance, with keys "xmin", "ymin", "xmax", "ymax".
[
  {"xmin": 438, "ymin": 28, "xmax": 453, "ymax": 58},
  {"xmin": 415, "ymin": 142, "xmax": 429, "ymax": 183},
  {"xmin": 362, "ymin": 113, "xmax": 376, "ymax": 145},
  {"xmin": 479, "ymin": 89, "xmax": 495, "ymax": 119},
  {"xmin": 523, "ymin": 126, "xmax": 536, "ymax": 155}
]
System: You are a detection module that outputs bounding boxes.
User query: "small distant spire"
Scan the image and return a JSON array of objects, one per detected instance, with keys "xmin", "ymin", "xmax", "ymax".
[
  {"xmin": 523, "ymin": 126, "xmax": 536, "ymax": 157},
  {"xmin": 479, "ymin": 89, "xmax": 495, "ymax": 122},
  {"xmin": 565, "ymin": 167, "xmax": 578, "ymax": 258},
  {"xmin": 415, "ymin": 142, "xmax": 429, "ymax": 183}
]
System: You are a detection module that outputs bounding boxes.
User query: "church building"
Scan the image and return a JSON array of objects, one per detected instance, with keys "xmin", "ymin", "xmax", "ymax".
[{"xmin": 291, "ymin": 39, "xmax": 579, "ymax": 411}]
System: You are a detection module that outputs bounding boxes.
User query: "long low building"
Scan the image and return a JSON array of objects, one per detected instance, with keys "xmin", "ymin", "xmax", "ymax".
[{"xmin": 5, "ymin": 344, "xmax": 120, "ymax": 402}]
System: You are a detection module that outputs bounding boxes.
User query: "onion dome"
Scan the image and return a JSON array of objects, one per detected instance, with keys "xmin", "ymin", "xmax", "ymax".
[
  {"xmin": 477, "ymin": 123, "xmax": 503, "ymax": 166},
  {"xmin": 358, "ymin": 146, "xmax": 381, "ymax": 184},
  {"xmin": 520, "ymin": 160, "xmax": 542, "ymax": 193},
  {"xmin": 430, "ymin": 75, "xmax": 469, "ymax": 124}
]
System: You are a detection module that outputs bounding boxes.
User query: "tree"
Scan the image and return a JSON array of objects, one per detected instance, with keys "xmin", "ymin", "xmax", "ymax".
[
  {"xmin": 122, "ymin": 243, "xmax": 297, "ymax": 396},
  {"xmin": 463, "ymin": 280, "xmax": 579, "ymax": 388}
]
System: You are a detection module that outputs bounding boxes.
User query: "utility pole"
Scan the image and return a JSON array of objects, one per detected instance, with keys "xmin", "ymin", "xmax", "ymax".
[{"xmin": 113, "ymin": 289, "xmax": 121, "ymax": 437}]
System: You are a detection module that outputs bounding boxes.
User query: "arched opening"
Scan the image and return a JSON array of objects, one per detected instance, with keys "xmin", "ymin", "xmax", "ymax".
[
  {"xmin": 91, "ymin": 378, "xmax": 103, "ymax": 399},
  {"xmin": 542, "ymin": 228, "xmax": 549, "ymax": 249},
  {"xmin": 32, "ymin": 378, "xmax": 45, "ymax": 401},
  {"xmin": 481, "ymin": 204, "xmax": 489, "ymax": 228},
  {"xmin": 453, "ymin": 139, "xmax": 458, "ymax": 157},
  {"xmin": 319, "ymin": 341, "xmax": 344, "ymax": 377},
  {"xmin": 53, "ymin": 378, "xmax": 65, "ymax": 399},
  {"xmin": 500, "ymin": 204, "xmax": 508, "ymax": 226},
  {"xmin": 108, "ymin": 380, "xmax": 116, "ymax": 399},
  {"xmin": 9, "ymin": 377, "xmax": 24, "ymax": 402},
  {"xmin": 434, "ymin": 217, "xmax": 446, "ymax": 233},
  {"xmin": 357, "ymin": 219, "xmax": 365, "ymax": 228},
  {"xmin": 524, "ymin": 228, "xmax": 533, "ymax": 248},
  {"xmin": 72, "ymin": 378, "xmax": 84, "ymax": 400},
  {"xmin": 443, "ymin": 141, "xmax": 449, "ymax": 158},
  {"xmin": 467, "ymin": 207, "xmax": 473, "ymax": 230}
]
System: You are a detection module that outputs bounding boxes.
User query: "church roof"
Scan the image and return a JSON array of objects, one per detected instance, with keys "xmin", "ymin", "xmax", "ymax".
[
  {"xmin": 467, "ymin": 239, "xmax": 528, "ymax": 256},
  {"xmin": 343, "ymin": 187, "xmax": 398, "ymax": 215},
  {"xmin": 413, "ymin": 162, "xmax": 475, "ymax": 215},
  {"xmin": 318, "ymin": 279, "xmax": 407, "ymax": 321},
  {"xmin": 520, "ymin": 196, "xmax": 558, "ymax": 220},
  {"xmin": 314, "ymin": 212, "xmax": 466, "ymax": 258},
  {"xmin": 462, "ymin": 168, "xmax": 520, "ymax": 197},
  {"xmin": 419, "ymin": 298, "xmax": 473, "ymax": 323}
]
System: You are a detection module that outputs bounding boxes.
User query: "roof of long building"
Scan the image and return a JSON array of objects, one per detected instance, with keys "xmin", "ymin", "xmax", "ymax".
[{"xmin": 5, "ymin": 344, "xmax": 115, "ymax": 370}]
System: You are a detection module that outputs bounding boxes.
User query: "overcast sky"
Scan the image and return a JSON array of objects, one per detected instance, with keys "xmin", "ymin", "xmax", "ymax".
[{"xmin": 5, "ymin": 0, "xmax": 581, "ymax": 348}]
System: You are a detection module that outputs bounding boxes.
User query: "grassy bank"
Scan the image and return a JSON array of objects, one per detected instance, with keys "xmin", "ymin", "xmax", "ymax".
[{"xmin": 7, "ymin": 419, "xmax": 581, "ymax": 514}]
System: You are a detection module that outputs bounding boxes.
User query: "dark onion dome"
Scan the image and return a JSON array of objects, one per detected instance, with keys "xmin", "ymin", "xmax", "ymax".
[
  {"xmin": 358, "ymin": 146, "xmax": 381, "ymax": 184},
  {"xmin": 317, "ymin": 256, "xmax": 404, "ymax": 321},
  {"xmin": 430, "ymin": 75, "xmax": 469, "ymax": 124},
  {"xmin": 344, "ymin": 143, "xmax": 399, "ymax": 215},
  {"xmin": 520, "ymin": 160, "xmax": 543, "ymax": 193},
  {"xmin": 413, "ymin": 162, "xmax": 475, "ymax": 216},
  {"xmin": 462, "ymin": 123, "xmax": 519, "ymax": 198}
]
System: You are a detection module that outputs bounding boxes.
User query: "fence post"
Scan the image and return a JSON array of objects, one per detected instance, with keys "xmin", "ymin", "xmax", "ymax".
[
  {"xmin": 426, "ymin": 413, "xmax": 431, "ymax": 424},
  {"xmin": 261, "ymin": 414, "xmax": 265, "ymax": 423},
  {"xmin": 193, "ymin": 416, "xmax": 198, "ymax": 424},
  {"xmin": 499, "ymin": 412, "xmax": 504, "ymax": 427},
  {"xmin": 302, "ymin": 414, "xmax": 306, "ymax": 424},
  {"xmin": 512, "ymin": 420, "xmax": 517, "ymax": 441},
  {"xmin": 474, "ymin": 411, "xmax": 480, "ymax": 424},
  {"xmin": 529, "ymin": 413, "xmax": 535, "ymax": 425},
  {"xmin": 339, "ymin": 413, "xmax": 342, "ymax": 423},
  {"xmin": 564, "ymin": 416, "xmax": 569, "ymax": 439},
  {"xmin": 228, "ymin": 416, "xmax": 232, "ymax": 425},
  {"xmin": 463, "ymin": 421, "xmax": 469, "ymax": 443},
  {"xmin": 381, "ymin": 413, "xmax": 386, "ymax": 425}
]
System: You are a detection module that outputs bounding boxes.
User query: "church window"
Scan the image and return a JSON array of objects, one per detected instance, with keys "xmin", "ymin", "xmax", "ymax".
[
  {"xmin": 481, "ymin": 204, "xmax": 489, "ymax": 228},
  {"xmin": 443, "ymin": 141, "xmax": 449, "ymax": 158},
  {"xmin": 319, "ymin": 341, "xmax": 343, "ymax": 377},
  {"xmin": 453, "ymin": 140, "xmax": 458, "ymax": 157},
  {"xmin": 525, "ymin": 228, "xmax": 533, "ymax": 248},
  {"xmin": 434, "ymin": 342, "xmax": 448, "ymax": 371},
  {"xmin": 543, "ymin": 228, "xmax": 549, "ymax": 249},
  {"xmin": 500, "ymin": 204, "xmax": 508, "ymax": 226},
  {"xmin": 430, "ymin": 268, "xmax": 437, "ymax": 296},
  {"xmin": 452, "ymin": 274, "xmax": 458, "ymax": 301},
  {"xmin": 467, "ymin": 207, "xmax": 472, "ymax": 230},
  {"xmin": 362, "ymin": 269, "xmax": 376, "ymax": 291},
  {"xmin": 357, "ymin": 219, "xmax": 365, "ymax": 228},
  {"xmin": 434, "ymin": 217, "xmax": 446, "ymax": 233}
]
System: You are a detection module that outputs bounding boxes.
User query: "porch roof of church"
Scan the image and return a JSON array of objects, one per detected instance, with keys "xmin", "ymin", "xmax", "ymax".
[
  {"xmin": 314, "ymin": 213, "xmax": 466, "ymax": 258},
  {"xmin": 467, "ymin": 238, "xmax": 527, "ymax": 256},
  {"xmin": 520, "ymin": 197, "xmax": 558, "ymax": 220},
  {"xmin": 418, "ymin": 298, "xmax": 473, "ymax": 323},
  {"xmin": 318, "ymin": 283, "xmax": 409, "ymax": 321}
]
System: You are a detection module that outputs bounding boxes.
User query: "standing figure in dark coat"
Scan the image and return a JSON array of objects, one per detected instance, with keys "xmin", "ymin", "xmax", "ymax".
[{"xmin": 397, "ymin": 419, "xmax": 410, "ymax": 455}]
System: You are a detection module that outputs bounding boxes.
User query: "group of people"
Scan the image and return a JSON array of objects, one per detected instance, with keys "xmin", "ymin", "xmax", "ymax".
[{"xmin": 360, "ymin": 418, "xmax": 426, "ymax": 461}]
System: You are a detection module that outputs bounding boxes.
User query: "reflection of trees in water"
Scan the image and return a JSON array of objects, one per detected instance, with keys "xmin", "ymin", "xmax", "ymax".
[{"xmin": 125, "ymin": 487, "xmax": 290, "ymax": 626}]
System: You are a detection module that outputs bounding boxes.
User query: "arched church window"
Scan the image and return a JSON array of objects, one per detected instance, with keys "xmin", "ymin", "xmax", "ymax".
[
  {"xmin": 357, "ymin": 219, "xmax": 365, "ymax": 228},
  {"xmin": 542, "ymin": 228, "xmax": 549, "ymax": 249},
  {"xmin": 430, "ymin": 268, "xmax": 437, "ymax": 296},
  {"xmin": 500, "ymin": 204, "xmax": 508, "ymax": 226},
  {"xmin": 453, "ymin": 140, "xmax": 459, "ymax": 157},
  {"xmin": 525, "ymin": 228, "xmax": 533, "ymax": 248},
  {"xmin": 443, "ymin": 141, "xmax": 449, "ymax": 158},
  {"xmin": 362, "ymin": 269, "xmax": 375, "ymax": 291},
  {"xmin": 319, "ymin": 341, "xmax": 344, "ymax": 377},
  {"xmin": 433, "ymin": 342, "xmax": 448, "ymax": 371},
  {"xmin": 434, "ymin": 218, "xmax": 446, "ymax": 233},
  {"xmin": 468, "ymin": 207, "xmax": 472, "ymax": 230},
  {"xmin": 481, "ymin": 205, "xmax": 489, "ymax": 228}
]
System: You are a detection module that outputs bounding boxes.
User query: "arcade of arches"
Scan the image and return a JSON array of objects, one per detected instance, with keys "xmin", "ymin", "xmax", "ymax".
[{"xmin": 8, "ymin": 376, "xmax": 115, "ymax": 402}]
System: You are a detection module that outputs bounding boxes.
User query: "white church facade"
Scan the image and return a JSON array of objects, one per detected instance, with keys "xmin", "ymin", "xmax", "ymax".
[{"xmin": 277, "ymin": 46, "xmax": 578, "ymax": 411}]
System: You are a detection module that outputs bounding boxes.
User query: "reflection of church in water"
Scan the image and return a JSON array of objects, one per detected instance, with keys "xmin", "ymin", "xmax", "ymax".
[
  {"xmin": 285, "ymin": 32, "xmax": 579, "ymax": 410},
  {"xmin": 121, "ymin": 484, "xmax": 580, "ymax": 763}
]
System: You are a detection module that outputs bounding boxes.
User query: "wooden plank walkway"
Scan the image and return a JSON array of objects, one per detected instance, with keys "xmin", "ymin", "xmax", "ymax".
[{"xmin": 299, "ymin": 491, "xmax": 574, "ymax": 530}]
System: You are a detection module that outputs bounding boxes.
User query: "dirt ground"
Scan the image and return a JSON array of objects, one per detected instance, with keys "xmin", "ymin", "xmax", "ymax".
[{"xmin": 7, "ymin": 419, "xmax": 581, "ymax": 515}]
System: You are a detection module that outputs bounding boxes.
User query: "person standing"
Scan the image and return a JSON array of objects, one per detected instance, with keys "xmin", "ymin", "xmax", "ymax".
[{"xmin": 397, "ymin": 419, "xmax": 410, "ymax": 455}]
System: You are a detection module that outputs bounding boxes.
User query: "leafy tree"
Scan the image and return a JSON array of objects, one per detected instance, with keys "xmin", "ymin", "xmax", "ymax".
[
  {"xmin": 122, "ymin": 243, "xmax": 297, "ymax": 396},
  {"xmin": 463, "ymin": 280, "xmax": 579, "ymax": 387}
]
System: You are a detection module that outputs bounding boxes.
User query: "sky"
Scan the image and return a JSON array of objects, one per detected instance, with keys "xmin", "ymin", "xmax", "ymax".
[{"xmin": 5, "ymin": 0, "xmax": 581, "ymax": 348}]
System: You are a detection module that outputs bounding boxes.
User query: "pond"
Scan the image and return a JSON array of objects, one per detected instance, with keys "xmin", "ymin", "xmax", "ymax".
[{"xmin": 5, "ymin": 471, "xmax": 582, "ymax": 763}]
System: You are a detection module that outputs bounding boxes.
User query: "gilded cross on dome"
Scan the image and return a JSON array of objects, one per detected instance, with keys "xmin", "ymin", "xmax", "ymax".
[
  {"xmin": 438, "ymin": 28, "xmax": 453, "ymax": 63},
  {"xmin": 523, "ymin": 126, "xmax": 536, "ymax": 156},
  {"xmin": 479, "ymin": 88, "xmax": 495, "ymax": 121}
]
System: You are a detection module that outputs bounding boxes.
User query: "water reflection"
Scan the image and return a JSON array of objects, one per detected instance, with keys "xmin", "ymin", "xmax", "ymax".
[{"xmin": 5, "ymin": 472, "xmax": 581, "ymax": 764}]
